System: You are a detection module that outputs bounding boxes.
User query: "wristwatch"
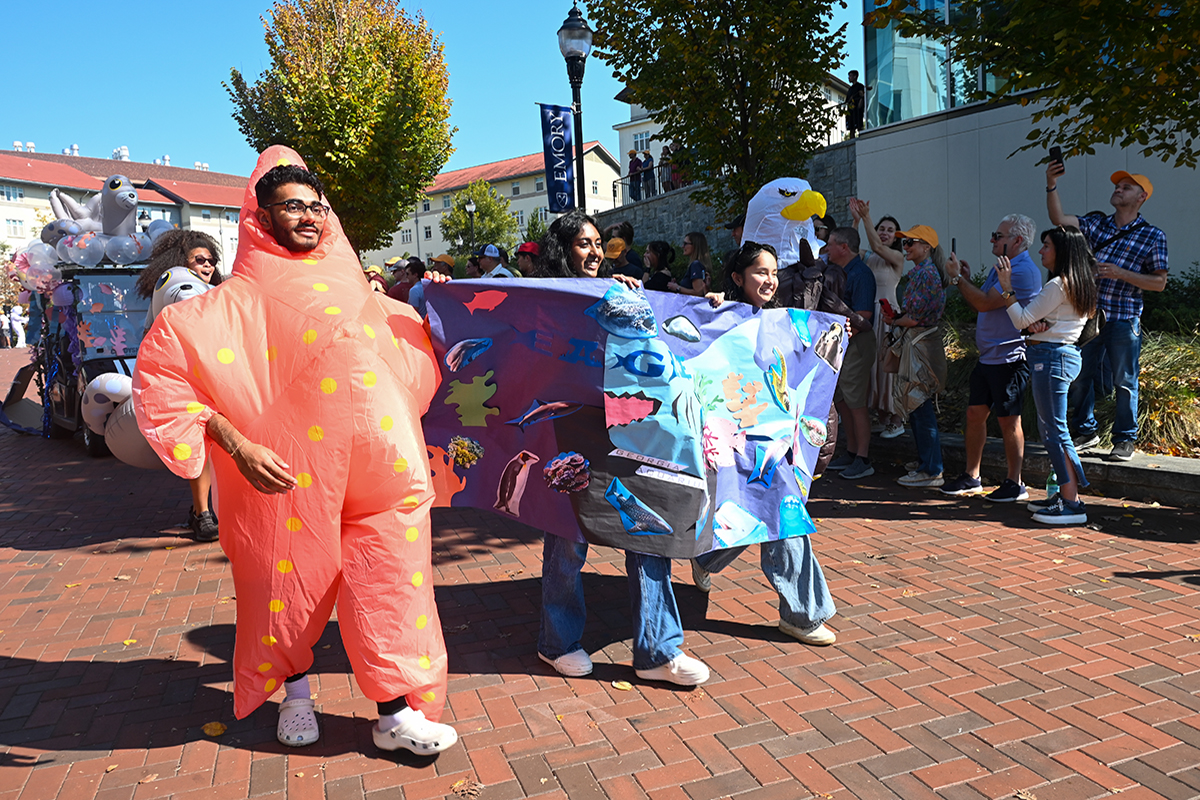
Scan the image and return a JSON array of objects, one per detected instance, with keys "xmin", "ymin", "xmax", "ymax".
[
  {"xmin": 1001, "ymin": 290, "xmax": 1016, "ymax": 299},
  {"xmin": 950, "ymin": 276, "xmax": 960, "ymax": 286}
]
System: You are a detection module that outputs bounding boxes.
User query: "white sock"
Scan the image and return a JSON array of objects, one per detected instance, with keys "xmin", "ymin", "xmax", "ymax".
[
  {"xmin": 284, "ymin": 675, "xmax": 311, "ymax": 701},
  {"xmin": 377, "ymin": 705, "xmax": 417, "ymax": 732}
]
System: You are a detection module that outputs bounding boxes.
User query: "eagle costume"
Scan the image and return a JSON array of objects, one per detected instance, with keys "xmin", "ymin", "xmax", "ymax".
[{"xmin": 133, "ymin": 146, "xmax": 447, "ymax": 721}]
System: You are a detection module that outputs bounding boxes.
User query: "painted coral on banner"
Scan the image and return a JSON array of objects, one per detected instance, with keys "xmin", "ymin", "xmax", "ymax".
[{"xmin": 424, "ymin": 280, "xmax": 846, "ymax": 559}]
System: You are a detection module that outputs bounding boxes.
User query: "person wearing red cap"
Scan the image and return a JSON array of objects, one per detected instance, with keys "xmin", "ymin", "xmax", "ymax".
[
  {"xmin": 1046, "ymin": 162, "xmax": 1168, "ymax": 462},
  {"xmin": 515, "ymin": 241, "xmax": 539, "ymax": 275}
]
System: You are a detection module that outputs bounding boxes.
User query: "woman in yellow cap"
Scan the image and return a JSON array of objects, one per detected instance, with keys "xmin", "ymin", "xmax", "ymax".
[{"xmin": 880, "ymin": 225, "xmax": 948, "ymax": 488}]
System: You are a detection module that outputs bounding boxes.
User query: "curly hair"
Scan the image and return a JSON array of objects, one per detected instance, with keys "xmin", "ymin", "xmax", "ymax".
[
  {"xmin": 534, "ymin": 209, "xmax": 610, "ymax": 278},
  {"xmin": 254, "ymin": 164, "xmax": 325, "ymax": 208},
  {"xmin": 723, "ymin": 241, "xmax": 779, "ymax": 308},
  {"xmin": 135, "ymin": 229, "xmax": 223, "ymax": 298},
  {"xmin": 1040, "ymin": 226, "xmax": 1098, "ymax": 317}
]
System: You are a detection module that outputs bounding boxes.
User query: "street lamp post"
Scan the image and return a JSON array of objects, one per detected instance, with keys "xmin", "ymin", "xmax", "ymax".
[
  {"xmin": 558, "ymin": 2, "xmax": 593, "ymax": 213},
  {"xmin": 465, "ymin": 199, "xmax": 477, "ymax": 254}
]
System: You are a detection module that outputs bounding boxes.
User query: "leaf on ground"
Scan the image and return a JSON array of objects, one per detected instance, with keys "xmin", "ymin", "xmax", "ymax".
[
  {"xmin": 114, "ymin": 575, "xmax": 132, "ymax": 581},
  {"xmin": 1054, "ymin": 533, "xmax": 1073, "ymax": 540},
  {"xmin": 1015, "ymin": 790, "xmax": 1038, "ymax": 800},
  {"xmin": 1184, "ymin": 634, "xmax": 1200, "ymax": 642},
  {"xmin": 65, "ymin": 583, "xmax": 80, "ymax": 588},
  {"xmin": 122, "ymin": 639, "xmax": 137, "ymax": 646},
  {"xmin": 295, "ymin": 772, "xmax": 304, "ymax": 777},
  {"xmin": 138, "ymin": 774, "xmax": 158, "ymax": 784},
  {"xmin": 901, "ymin": 588, "xmax": 920, "ymax": 597},
  {"xmin": 105, "ymin": 765, "xmax": 117, "ymax": 773},
  {"xmin": 1052, "ymin": 559, "xmax": 1066, "ymax": 564},
  {"xmin": 202, "ymin": 721, "xmax": 227, "ymax": 737},
  {"xmin": 1067, "ymin": 588, "xmax": 1085, "ymax": 595},
  {"xmin": 151, "ymin": 589, "xmax": 162, "ymax": 595},
  {"xmin": 611, "ymin": 680, "xmax": 633, "ymax": 691},
  {"xmin": 850, "ymin": 559, "xmax": 864, "ymax": 564},
  {"xmin": 450, "ymin": 778, "xmax": 484, "ymax": 798}
]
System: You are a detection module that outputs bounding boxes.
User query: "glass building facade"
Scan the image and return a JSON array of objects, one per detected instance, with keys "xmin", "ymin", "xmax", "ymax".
[{"xmin": 864, "ymin": 0, "xmax": 996, "ymax": 128}]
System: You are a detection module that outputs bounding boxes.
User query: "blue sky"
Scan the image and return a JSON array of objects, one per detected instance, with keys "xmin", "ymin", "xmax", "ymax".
[{"xmin": 4, "ymin": 1, "xmax": 864, "ymax": 177}]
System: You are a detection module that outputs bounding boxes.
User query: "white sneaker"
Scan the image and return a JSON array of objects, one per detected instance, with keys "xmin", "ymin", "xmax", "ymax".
[
  {"xmin": 373, "ymin": 706, "xmax": 458, "ymax": 754},
  {"xmin": 897, "ymin": 470, "xmax": 944, "ymax": 488},
  {"xmin": 277, "ymin": 697, "xmax": 320, "ymax": 747},
  {"xmin": 691, "ymin": 559, "xmax": 712, "ymax": 593},
  {"xmin": 538, "ymin": 649, "xmax": 594, "ymax": 677},
  {"xmin": 635, "ymin": 653, "xmax": 710, "ymax": 686},
  {"xmin": 779, "ymin": 620, "xmax": 837, "ymax": 646},
  {"xmin": 879, "ymin": 423, "xmax": 905, "ymax": 439}
]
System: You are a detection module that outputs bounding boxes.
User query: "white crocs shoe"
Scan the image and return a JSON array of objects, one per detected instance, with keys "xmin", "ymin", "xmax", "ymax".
[
  {"xmin": 635, "ymin": 653, "xmax": 710, "ymax": 686},
  {"xmin": 538, "ymin": 649, "xmax": 594, "ymax": 677},
  {"xmin": 277, "ymin": 697, "xmax": 320, "ymax": 746},
  {"xmin": 373, "ymin": 706, "xmax": 459, "ymax": 755}
]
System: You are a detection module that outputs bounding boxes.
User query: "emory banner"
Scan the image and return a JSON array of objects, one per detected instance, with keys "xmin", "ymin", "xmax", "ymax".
[
  {"xmin": 423, "ymin": 279, "xmax": 847, "ymax": 559},
  {"xmin": 538, "ymin": 104, "xmax": 575, "ymax": 213}
]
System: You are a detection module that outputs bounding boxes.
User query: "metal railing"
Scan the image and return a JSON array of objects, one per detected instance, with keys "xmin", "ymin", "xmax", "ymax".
[{"xmin": 612, "ymin": 165, "xmax": 692, "ymax": 207}]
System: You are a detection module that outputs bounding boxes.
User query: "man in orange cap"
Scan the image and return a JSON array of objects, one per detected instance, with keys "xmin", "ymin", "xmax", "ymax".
[{"xmin": 1046, "ymin": 162, "xmax": 1168, "ymax": 462}]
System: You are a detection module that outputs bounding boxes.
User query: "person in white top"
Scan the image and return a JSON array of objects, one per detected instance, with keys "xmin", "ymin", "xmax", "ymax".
[
  {"xmin": 996, "ymin": 226, "xmax": 1098, "ymax": 526},
  {"xmin": 9, "ymin": 305, "xmax": 28, "ymax": 348}
]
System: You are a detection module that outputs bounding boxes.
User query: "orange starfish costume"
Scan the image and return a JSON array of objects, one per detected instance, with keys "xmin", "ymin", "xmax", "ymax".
[{"xmin": 133, "ymin": 146, "xmax": 447, "ymax": 721}]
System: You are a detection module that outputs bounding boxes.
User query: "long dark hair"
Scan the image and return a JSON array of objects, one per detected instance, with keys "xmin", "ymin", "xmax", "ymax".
[
  {"xmin": 723, "ymin": 241, "xmax": 779, "ymax": 308},
  {"xmin": 877, "ymin": 215, "xmax": 902, "ymax": 252},
  {"xmin": 135, "ymin": 229, "xmax": 223, "ymax": 298},
  {"xmin": 535, "ymin": 209, "xmax": 610, "ymax": 278},
  {"xmin": 1040, "ymin": 226, "xmax": 1098, "ymax": 317},
  {"xmin": 645, "ymin": 240, "xmax": 675, "ymax": 272}
]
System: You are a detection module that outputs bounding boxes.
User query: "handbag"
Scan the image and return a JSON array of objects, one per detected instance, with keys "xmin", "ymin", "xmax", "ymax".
[
  {"xmin": 881, "ymin": 327, "xmax": 903, "ymax": 373},
  {"xmin": 1075, "ymin": 307, "xmax": 1105, "ymax": 347}
]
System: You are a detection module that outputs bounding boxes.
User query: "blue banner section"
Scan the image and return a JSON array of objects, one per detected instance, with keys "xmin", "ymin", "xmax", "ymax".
[
  {"xmin": 423, "ymin": 279, "xmax": 846, "ymax": 559},
  {"xmin": 539, "ymin": 104, "xmax": 575, "ymax": 213}
]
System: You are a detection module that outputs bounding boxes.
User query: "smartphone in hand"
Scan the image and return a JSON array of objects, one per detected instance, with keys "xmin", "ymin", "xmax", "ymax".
[
  {"xmin": 951, "ymin": 237, "xmax": 956, "ymax": 254},
  {"xmin": 1049, "ymin": 146, "xmax": 1064, "ymax": 165},
  {"xmin": 880, "ymin": 298, "xmax": 895, "ymax": 317}
]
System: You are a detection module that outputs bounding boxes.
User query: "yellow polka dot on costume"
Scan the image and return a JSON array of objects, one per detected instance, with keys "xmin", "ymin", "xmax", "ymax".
[
  {"xmin": 295, "ymin": 473, "xmax": 313, "ymax": 488},
  {"xmin": 393, "ymin": 457, "xmax": 408, "ymax": 473},
  {"xmin": 308, "ymin": 425, "xmax": 324, "ymax": 442},
  {"xmin": 217, "ymin": 348, "xmax": 235, "ymax": 364},
  {"xmin": 402, "ymin": 495, "xmax": 419, "ymax": 508},
  {"xmin": 285, "ymin": 517, "xmax": 302, "ymax": 532},
  {"xmin": 313, "ymin": 283, "xmax": 329, "ymax": 292},
  {"xmin": 258, "ymin": 662, "xmax": 273, "ymax": 672},
  {"xmin": 411, "ymin": 571, "xmax": 424, "ymax": 587},
  {"xmin": 380, "ymin": 416, "xmax": 393, "ymax": 431},
  {"xmin": 320, "ymin": 378, "xmax": 337, "ymax": 394},
  {"xmin": 265, "ymin": 677, "xmax": 278, "ymax": 692},
  {"xmin": 302, "ymin": 329, "xmax": 318, "ymax": 345},
  {"xmin": 262, "ymin": 635, "xmax": 278, "ymax": 646},
  {"xmin": 277, "ymin": 560, "xmax": 294, "ymax": 573},
  {"xmin": 405, "ymin": 526, "xmax": 419, "ymax": 542},
  {"xmin": 173, "ymin": 443, "xmax": 192, "ymax": 461},
  {"xmin": 418, "ymin": 655, "xmax": 431, "ymax": 670},
  {"xmin": 266, "ymin": 346, "xmax": 278, "ymax": 361},
  {"xmin": 416, "ymin": 614, "xmax": 428, "ymax": 629},
  {"xmin": 420, "ymin": 691, "xmax": 436, "ymax": 703},
  {"xmin": 186, "ymin": 402, "xmax": 205, "ymax": 414},
  {"xmin": 302, "ymin": 258, "xmax": 318, "ymax": 265},
  {"xmin": 392, "ymin": 336, "xmax": 400, "ymax": 349},
  {"xmin": 269, "ymin": 599, "xmax": 285, "ymax": 613},
  {"xmin": 324, "ymin": 306, "xmax": 341, "ymax": 316},
  {"xmin": 363, "ymin": 324, "xmax": 375, "ymax": 339},
  {"xmin": 276, "ymin": 158, "xmax": 290, "ymax": 166},
  {"xmin": 363, "ymin": 371, "xmax": 377, "ymax": 388}
]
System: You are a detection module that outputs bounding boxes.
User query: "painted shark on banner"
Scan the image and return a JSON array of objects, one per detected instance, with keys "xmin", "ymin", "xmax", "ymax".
[{"xmin": 422, "ymin": 278, "xmax": 846, "ymax": 559}]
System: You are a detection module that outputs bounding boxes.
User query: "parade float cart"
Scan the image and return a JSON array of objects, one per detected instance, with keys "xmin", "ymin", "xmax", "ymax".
[{"xmin": 2, "ymin": 264, "xmax": 147, "ymax": 456}]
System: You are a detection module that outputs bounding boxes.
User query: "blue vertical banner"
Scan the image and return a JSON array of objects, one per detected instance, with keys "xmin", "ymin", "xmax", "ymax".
[{"xmin": 539, "ymin": 103, "xmax": 575, "ymax": 213}]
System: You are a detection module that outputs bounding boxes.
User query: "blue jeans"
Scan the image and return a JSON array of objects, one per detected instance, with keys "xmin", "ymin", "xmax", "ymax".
[
  {"xmin": 696, "ymin": 535, "xmax": 835, "ymax": 629},
  {"xmin": 1029, "ymin": 342, "xmax": 1089, "ymax": 493},
  {"xmin": 909, "ymin": 397, "xmax": 943, "ymax": 475},
  {"xmin": 538, "ymin": 535, "xmax": 683, "ymax": 671},
  {"xmin": 1070, "ymin": 317, "xmax": 1141, "ymax": 443}
]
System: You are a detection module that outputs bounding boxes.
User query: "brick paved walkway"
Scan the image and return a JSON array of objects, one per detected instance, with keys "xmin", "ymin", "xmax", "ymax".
[{"xmin": 2, "ymin": 348, "xmax": 1199, "ymax": 799}]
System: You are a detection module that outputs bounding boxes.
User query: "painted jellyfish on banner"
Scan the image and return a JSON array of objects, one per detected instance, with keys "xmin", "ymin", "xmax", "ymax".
[{"xmin": 422, "ymin": 278, "xmax": 846, "ymax": 559}]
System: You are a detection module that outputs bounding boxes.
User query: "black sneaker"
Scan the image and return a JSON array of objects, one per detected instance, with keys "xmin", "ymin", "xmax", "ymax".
[
  {"xmin": 940, "ymin": 473, "xmax": 984, "ymax": 496},
  {"xmin": 1032, "ymin": 497, "xmax": 1087, "ymax": 525},
  {"xmin": 1107, "ymin": 442, "xmax": 1135, "ymax": 462},
  {"xmin": 188, "ymin": 508, "xmax": 219, "ymax": 542},
  {"xmin": 826, "ymin": 454, "xmax": 855, "ymax": 471},
  {"xmin": 1027, "ymin": 493, "xmax": 1061, "ymax": 513},
  {"xmin": 1073, "ymin": 433, "xmax": 1101, "ymax": 451},
  {"xmin": 986, "ymin": 479, "xmax": 1029, "ymax": 503}
]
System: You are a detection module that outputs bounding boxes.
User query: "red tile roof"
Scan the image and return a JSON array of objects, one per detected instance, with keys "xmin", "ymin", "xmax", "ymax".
[
  {"xmin": 0, "ymin": 153, "xmax": 101, "ymax": 192},
  {"xmin": 427, "ymin": 142, "xmax": 613, "ymax": 194},
  {"xmin": 15, "ymin": 151, "xmax": 248, "ymax": 187},
  {"xmin": 143, "ymin": 179, "xmax": 245, "ymax": 208}
]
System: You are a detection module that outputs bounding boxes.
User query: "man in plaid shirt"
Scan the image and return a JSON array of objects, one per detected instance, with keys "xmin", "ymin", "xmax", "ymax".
[{"xmin": 1046, "ymin": 164, "xmax": 1169, "ymax": 462}]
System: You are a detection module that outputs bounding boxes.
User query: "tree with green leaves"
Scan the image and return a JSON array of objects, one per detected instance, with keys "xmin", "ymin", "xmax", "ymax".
[
  {"xmin": 439, "ymin": 181, "xmax": 520, "ymax": 259},
  {"xmin": 524, "ymin": 209, "xmax": 548, "ymax": 246},
  {"xmin": 590, "ymin": 0, "xmax": 845, "ymax": 215},
  {"xmin": 225, "ymin": 0, "xmax": 455, "ymax": 254},
  {"xmin": 867, "ymin": 0, "xmax": 1200, "ymax": 167}
]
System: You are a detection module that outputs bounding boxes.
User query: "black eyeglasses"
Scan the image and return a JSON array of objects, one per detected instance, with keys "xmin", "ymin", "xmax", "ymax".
[
  {"xmin": 190, "ymin": 255, "xmax": 217, "ymax": 266},
  {"xmin": 990, "ymin": 231, "xmax": 1009, "ymax": 241},
  {"xmin": 263, "ymin": 199, "xmax": 331, "ymax": 218},
  {"xmin": 901, "ymin": 239, "xmax": 925, "ymax": 247}
]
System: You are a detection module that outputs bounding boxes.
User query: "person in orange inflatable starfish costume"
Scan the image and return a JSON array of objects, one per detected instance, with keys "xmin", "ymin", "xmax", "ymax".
[{"xmin": 133, "ymin": 146, "xmax": 458, "ymax": 755}]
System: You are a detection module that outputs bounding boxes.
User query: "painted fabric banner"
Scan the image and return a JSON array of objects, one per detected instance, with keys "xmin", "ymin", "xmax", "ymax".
[
  {"xmin": 538, "ymin": 104, "xmax": 575, "ymax": 213},
  {"xmin": 423, "ymin": 279, "xmax": 846, "ymax": 559}
]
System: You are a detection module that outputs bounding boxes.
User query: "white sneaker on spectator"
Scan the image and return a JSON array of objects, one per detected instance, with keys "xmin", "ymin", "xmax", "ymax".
[
  {"xmin": 539, "ymin": 649, "xmax": 594, "ymax": 677},
  {"xmin": 635, "ymin": 654, "xmax": 710, "ymax": 686},
  {"xmin": 880, "ymin": 423, "xmax": 905, "ymax": 439},
  {"xmin": 897, "ymin": 470, "xmax": 944, "ymax": 488}
]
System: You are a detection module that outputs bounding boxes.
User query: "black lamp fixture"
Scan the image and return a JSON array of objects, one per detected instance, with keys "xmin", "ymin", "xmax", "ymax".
[
  {"xmin": 137, "ymin": 210, "xmax": 151, "ymax": 232},
  {"xmin": 558, "ymin": 1, "xmax": 593, "ymax": 212},
  {"xmin": 464, "ymin": 199, "xmax": 477, "ymax": 252}
]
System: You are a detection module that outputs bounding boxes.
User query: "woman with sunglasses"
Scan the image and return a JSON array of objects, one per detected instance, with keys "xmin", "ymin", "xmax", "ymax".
[
  {"xmin": 880, "ymin": 225, "xmax": 948, "ymax": 488},
  {"xmin": 533, "ymin": 209, "xmax": 711, "ymax": 687},
  {"xmin": 996, "ymin": 226, "xmax": 1097, "ymax": 524},
  {"xmin": 668, "ymin": 231, "xmax": 711, "ymax": 296},
  {"xmin": 849, "ymin": 198, "xmax": 906, "ymax": 439},
  {"xmin": 135, "ymin": 229, "xmax": 225, "ymax": 541}
]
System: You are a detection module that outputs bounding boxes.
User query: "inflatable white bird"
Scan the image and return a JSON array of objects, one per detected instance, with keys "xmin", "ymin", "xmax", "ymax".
[{"xmin": 742, "ymin": 178, "xmax": 828, "ymax": 267}]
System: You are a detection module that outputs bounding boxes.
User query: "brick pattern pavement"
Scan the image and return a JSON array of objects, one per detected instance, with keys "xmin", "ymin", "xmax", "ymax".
[{"xmin": 2, "ymin": 348, "xmax": 1200, "ymax": 799}]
